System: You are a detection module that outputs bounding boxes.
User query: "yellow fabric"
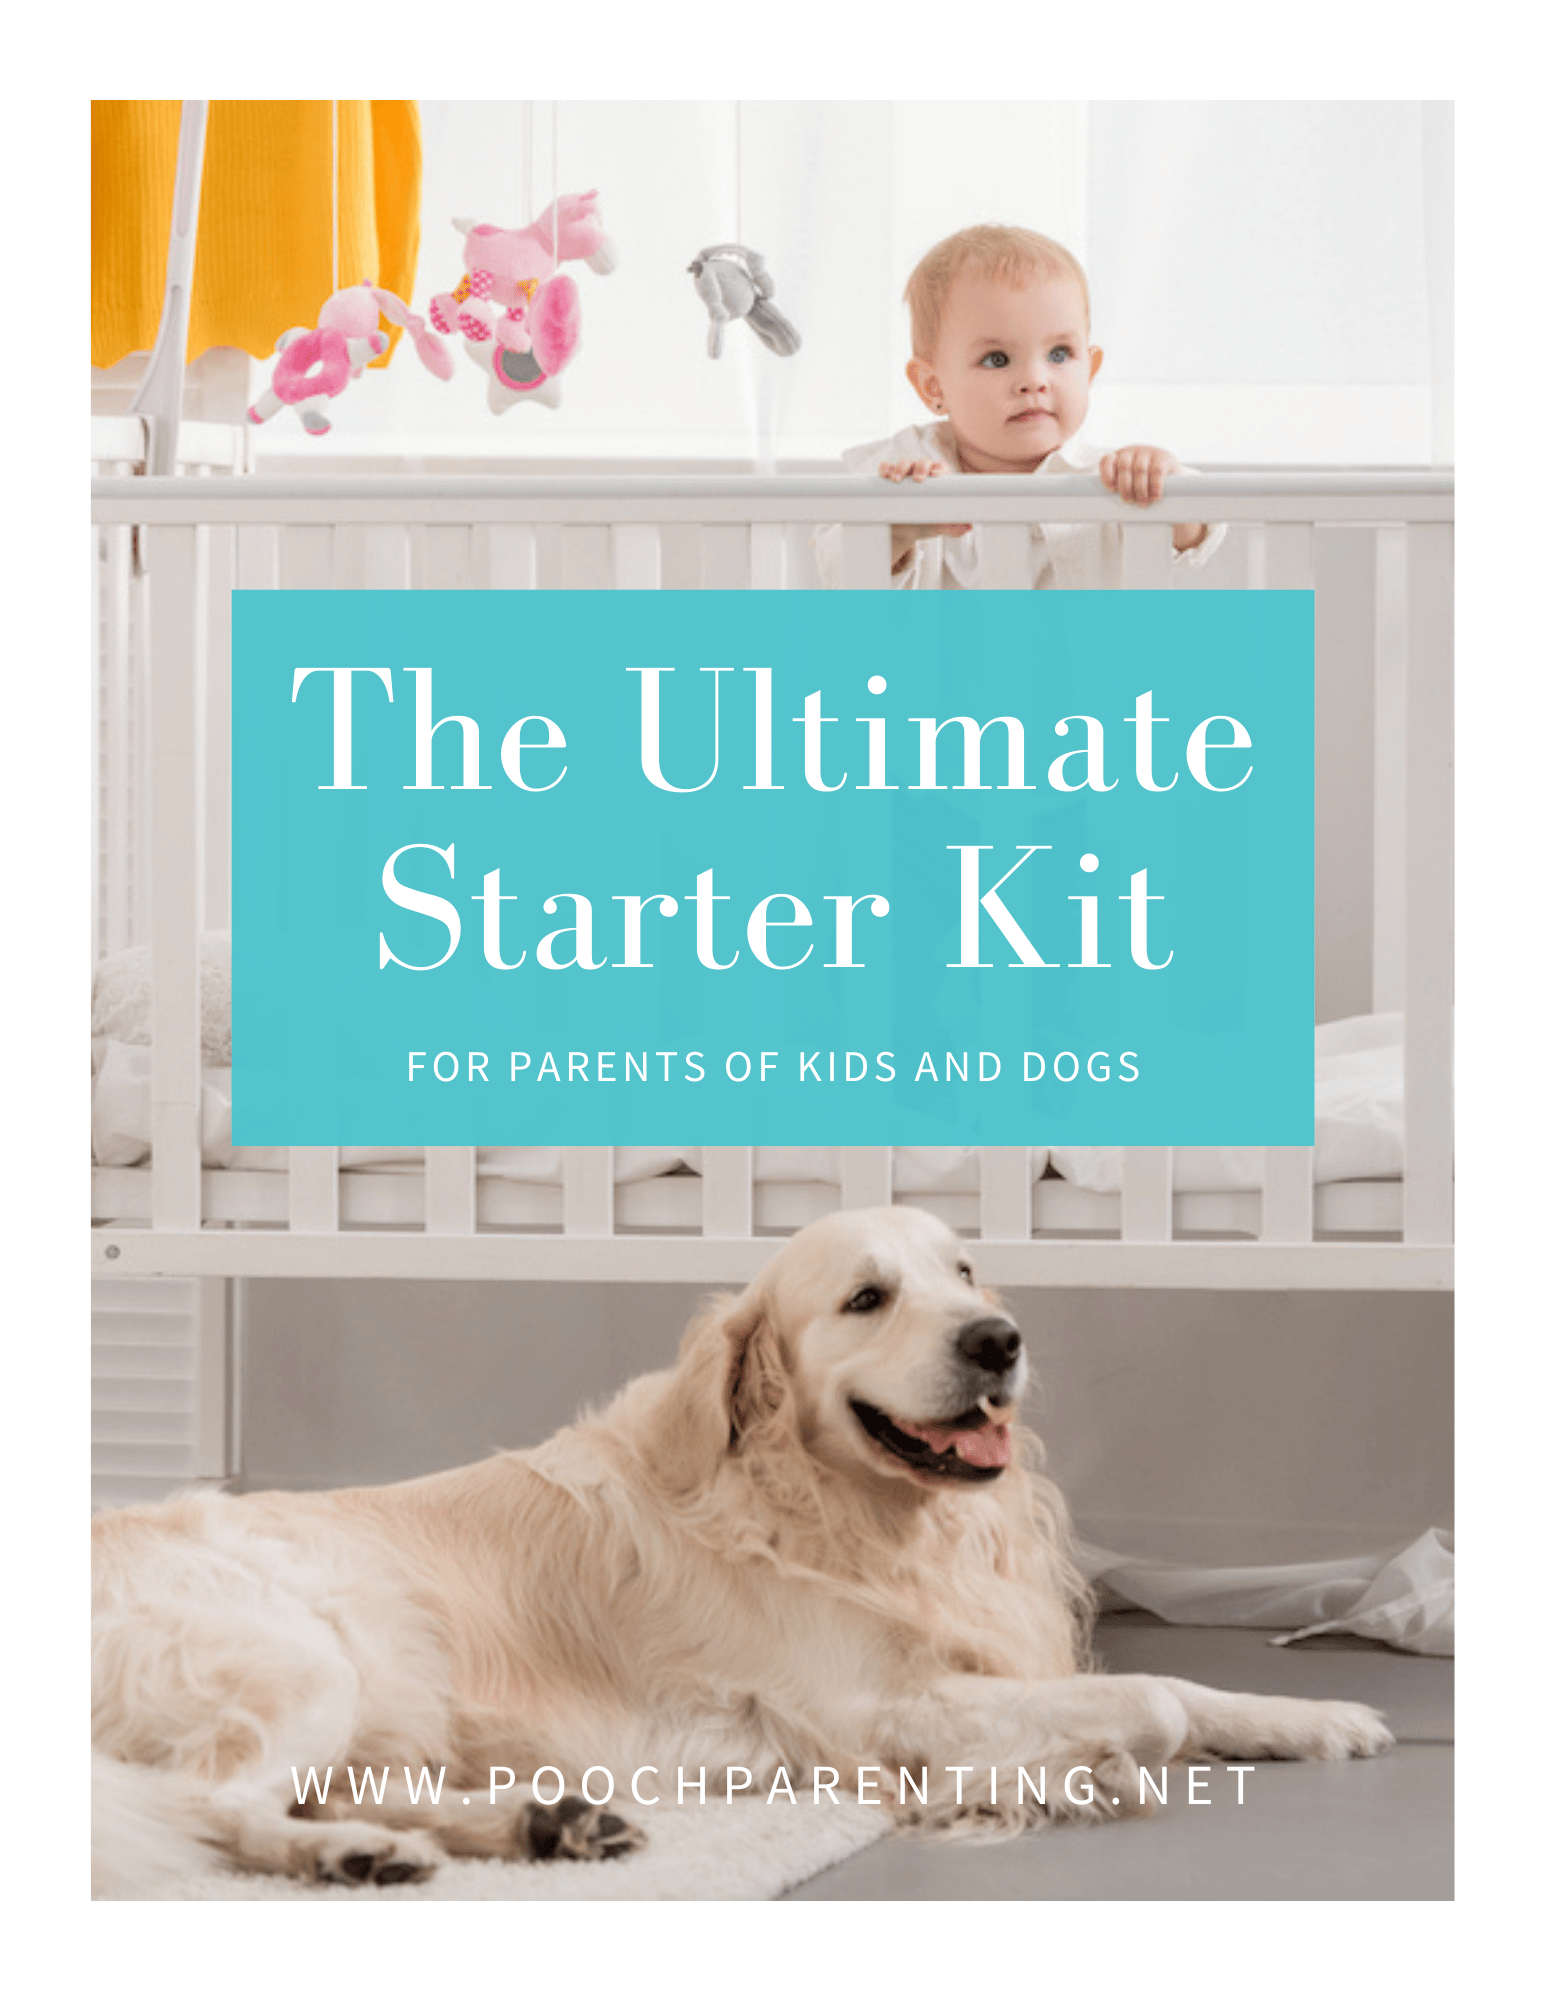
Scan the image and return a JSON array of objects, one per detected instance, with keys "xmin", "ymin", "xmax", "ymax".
[{"xmin": 92, "ymin": 101, "xmax": 423, "ymax": 369}]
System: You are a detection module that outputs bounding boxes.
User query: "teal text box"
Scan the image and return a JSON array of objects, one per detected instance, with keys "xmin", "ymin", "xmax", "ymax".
[{"xmin": 232, "ymin": 590, "xmax": 1313, "ymax": 1145}]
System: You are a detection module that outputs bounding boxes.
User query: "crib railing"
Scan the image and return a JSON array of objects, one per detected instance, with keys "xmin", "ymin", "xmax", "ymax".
[{"xmin": 89, "ymin": 469, "xmax": 1453, "ymax": 1289}]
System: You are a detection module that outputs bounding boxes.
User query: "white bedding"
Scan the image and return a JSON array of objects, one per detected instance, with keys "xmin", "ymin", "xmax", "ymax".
[
  {"xmin": 90, "ymin": 1050, "xmax": 1030, "ymax": 1192},
  {"xmin": 1051, "ymin": 1013, "xmax": 1404, "ymax": 1192},
  {"xmin": 91, "ymin": 1015, "xmax": 1404, "ymax": 1194}
]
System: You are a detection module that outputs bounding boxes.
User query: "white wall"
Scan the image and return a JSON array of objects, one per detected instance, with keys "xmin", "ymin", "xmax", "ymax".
[
  {"xmin": 278, "ymin": 99, "xmax": 1444, "ymax": 467},
  {"xmin": 236, "ymin": 1276, "xmax": 1452, "ymax": 1565}
]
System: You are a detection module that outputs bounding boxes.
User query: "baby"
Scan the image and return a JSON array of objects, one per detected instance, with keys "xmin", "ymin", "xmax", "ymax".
[{"xmin": 813, "ymin": 224, "xmax": 1222, "ymax": 588}]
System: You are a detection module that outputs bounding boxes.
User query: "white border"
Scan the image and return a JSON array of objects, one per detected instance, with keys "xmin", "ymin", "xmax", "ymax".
[{"xmin": 37, "ymin": 5, "xmax": 1507, "ymax": 1977}]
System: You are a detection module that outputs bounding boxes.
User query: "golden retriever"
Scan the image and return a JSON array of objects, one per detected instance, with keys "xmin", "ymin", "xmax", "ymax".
[{"xmin": 92, "ymin": 1206, "xmax": 1391, "ymax": 1893}]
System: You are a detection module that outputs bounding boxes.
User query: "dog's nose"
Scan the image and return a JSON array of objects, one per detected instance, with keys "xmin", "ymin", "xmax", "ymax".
[{"xmin": 955, "ymin": 1318, "xmax": 1022, "ymax": 1377}]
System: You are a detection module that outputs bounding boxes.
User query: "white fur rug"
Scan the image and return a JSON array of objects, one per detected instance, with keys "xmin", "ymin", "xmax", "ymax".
[{"xmin": 141, "ymin": 1800, "xmax": 888, "ymax": 1901}]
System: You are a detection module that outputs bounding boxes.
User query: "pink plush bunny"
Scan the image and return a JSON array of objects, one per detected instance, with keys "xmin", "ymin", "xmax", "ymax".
[
  {"xmin": 247, "ymin": 285, "xmax": 453, "ymax": 436},
  {"xmin": 429, "ymin": 191, "xmax": 619, "ymax": 412}
]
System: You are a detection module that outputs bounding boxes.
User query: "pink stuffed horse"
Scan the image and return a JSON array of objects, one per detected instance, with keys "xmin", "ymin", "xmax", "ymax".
[
  {"xmin": 430, "ymin": 191, "xmax": 619, "ymax": 412},
  {"xmin": 248, "ymin": 285, "xmax": 453, "ymax": 435}
]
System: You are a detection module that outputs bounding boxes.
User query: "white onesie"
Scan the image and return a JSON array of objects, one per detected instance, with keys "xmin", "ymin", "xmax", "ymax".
[{"xmin": 811, "ymin": 422, "xmax": 1225, "ymax": 589}]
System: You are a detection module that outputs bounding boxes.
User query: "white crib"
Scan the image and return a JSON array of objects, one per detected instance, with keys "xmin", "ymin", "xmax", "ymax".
[{"xmin": 90, "ymin": 431, "xmax": 1453, "ymax": 1309}]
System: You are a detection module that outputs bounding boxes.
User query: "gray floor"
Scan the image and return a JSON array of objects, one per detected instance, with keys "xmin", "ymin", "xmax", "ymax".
[{"xmin": 784, "ymin": 1615, "xmax": 1453, "ymax": 1900}]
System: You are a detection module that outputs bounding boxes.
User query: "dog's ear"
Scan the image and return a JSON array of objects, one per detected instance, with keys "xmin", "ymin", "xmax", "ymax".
[
  {"xmin": 722, "ymin": 1290, "xmax": 793, "ymax": 1449},
  {"xmin": 658, "ymin": 1273, "xmax": 793, "ymax": 1493}
]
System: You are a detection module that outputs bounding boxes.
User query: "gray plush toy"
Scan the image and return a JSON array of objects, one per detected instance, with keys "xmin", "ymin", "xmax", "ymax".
[{"xmin": 688, "ymin": 244, "xmax": 802, "ymax": 359}]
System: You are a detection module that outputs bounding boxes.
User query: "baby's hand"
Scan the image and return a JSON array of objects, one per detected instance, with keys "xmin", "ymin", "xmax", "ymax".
[
  {"xmin": 1100, "ymin": 445, "xmax": 1209, "ymax": 552},
  {"xmin": 880, "ymin": 461, "xmax": 970, "ymax": 560},
  {"xmin": 1099, "ymin": 445, "xmax": 1182, "ymax": 506}
]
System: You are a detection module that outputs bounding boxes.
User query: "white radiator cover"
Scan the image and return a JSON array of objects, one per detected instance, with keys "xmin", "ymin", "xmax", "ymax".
[{"xmin": 92, "ymin": 1275, "xmax": 229, "ymax": 1511}]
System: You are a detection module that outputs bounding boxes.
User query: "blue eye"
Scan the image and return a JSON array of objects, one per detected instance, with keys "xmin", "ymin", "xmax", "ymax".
[
  {"xmin": 979, "ymin": 350, "xmax": 1010, "ymax": 370},
  {"xmin": 1049, "ymin": 345, "xmax": 1072, "ymax": 364}
]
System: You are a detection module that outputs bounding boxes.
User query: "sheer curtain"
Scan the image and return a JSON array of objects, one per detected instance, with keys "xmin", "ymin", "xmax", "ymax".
[{"xmin": 306, "ymin": 100, "xmax": 1452, "ymax": 468}]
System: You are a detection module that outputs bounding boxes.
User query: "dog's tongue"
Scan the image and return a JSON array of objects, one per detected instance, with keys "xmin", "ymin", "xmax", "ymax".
[{"xmin": 894, "ymin": 1414, "xmax": 1013, "ymax": 1469}]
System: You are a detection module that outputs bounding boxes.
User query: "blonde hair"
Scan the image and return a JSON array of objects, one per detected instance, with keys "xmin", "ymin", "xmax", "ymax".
[{"xmin": 903, "ymin": 224, "xmax": 1091, "ymax": 360}]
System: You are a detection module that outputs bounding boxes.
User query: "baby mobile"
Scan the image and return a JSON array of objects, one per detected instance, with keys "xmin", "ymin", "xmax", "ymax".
[
  {"xmin": 247, "ymin": 103, "xmax": 453, "ymax": 435},
  {"xmin": 248, "ymin": 103, "xmax": 618, "ymax": 433},
  {"xmin": 429, "ymin": 103, "xmax": 619, "ymax": 413},
  {"xmin": 688, "ymin": 103, "xmax": 801, "ymax": 360}
]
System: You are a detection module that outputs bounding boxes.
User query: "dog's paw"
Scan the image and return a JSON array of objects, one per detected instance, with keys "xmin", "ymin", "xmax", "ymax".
[
  {"xmin": 1289, "ymin": 1700, "xmax": 1396, "ymax": 1761},
  {"xmin": 519, "ymin": 1795, "xmax": 646, "ymax": 1863},
  {"xmin": 311, "ymin": 1823, "xmax": 440, "ymax": 1887},
  {"xmin": 911, "ymin": 1798, "xmax": 1035, "ymax": 1844},
  {"xmin": 1203, "ymin": 1694, "xmax": 1395, "ymax": 1762},
  {"xmin": 1090, "ymin": 1750, "xmax": 1151, "ymax": 1817},
  {"xmin": 1045, "ymin": 1750, "xmax": 1149, "ymax": 1824}
]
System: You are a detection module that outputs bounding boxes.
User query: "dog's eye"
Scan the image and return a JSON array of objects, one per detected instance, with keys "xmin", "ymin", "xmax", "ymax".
[
  {"xmin": 958, "ymin": 1263, "xmax": 977, "ymax": 1286},
  {"xmin": 844, "ymin": 1286, "xmax": 887, "ymax": 1314}
]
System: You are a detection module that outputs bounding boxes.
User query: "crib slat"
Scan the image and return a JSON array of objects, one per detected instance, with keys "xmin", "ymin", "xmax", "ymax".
[
  {"xmin": 148, "ymin": 525, "xmax": 206, "ymax": 1234},
  {"xmin": 130, "ymin": 559, "xmax": 152, "ymax": 948},
  {"xmin": 277, "ymin": 525, "xmax": 334, "ymax": 589},
  {"xmin": 422, "ymin": 525, "xmax": 474, "ymax": 590},
  {"xmin": 979, "ymin": 1148, "xmax": 1032, "ymax": 1241},
  {"xmin": 842, "ymin": 525, "xmax": 892, "ymax": 589},
  {"xmin": 288, "ymin": 1149, "xmax": 340, "ymax": 1233},
  {"xmin": 1371, "ymin": 526, "xmax": 1408, "ymax": 1012},
  {"xmin": 425, "ymin": 1147, "xmax": 477, "ymax": 1235},
  {"xmin": 840, "ymin": 1148, "xmax": 892, "ymax": 1211},
  {"xmin": 701, "ymin": 1148, "xmax": 754, "ymax": 1238},
  {"xmin": 1309, "ymin": 525, "xmax": 1374, "ymax": 1025},
  {"xmin": 369, "ymin": 527, "xmax": 411, "ymax": 589},
  {"xmin": 1260, "ymin": 1147, "xmax": 1315, "ymax": 1242},
  {"xmin": 236, "ymin": 524, "xmax": 278, "ymax": 590},
  {"xmin": 1263, "ymin": 522, "xmax": 1315, "ymax": 589},
  {"xmin": 1120, "ymin": 1148, "xmax": 1172, "ymax": 1241},
  {"xmin": 1402, "ymin": 522, "xmax": 1454, "ymax": 1245},
  {"xmin": 1259, "ymin": 524, "xmax": 1329, "ymax": 1237},
  {"xmin": 203, "ymin": 525, "xmax": 234, "ymax": 930},
  {"xmin": 1120, "ymin": 523, "xmax": 1172, "ymax": 590},
  {"xmin": 194, "ymin": 1276, "xmax": 230, "ymax": 1479},
  {"xmin": 976, "ymin": 524, "xmax": 1034, "ymax": 588},
  {"xmin": 102, "ymin": 523, "xmax": 134, "ymax": 956},
  {"xmin": 563, "ymin": 1148, "xmax": 615, "ymax": 1237},
  {"xmin": 91, "ymin": 526, "xmax": 102, "ymax": 956},
  {"xmin": 560, "ymin": 525, "xmax": 613, "ymax": 589},
  {"xmin": 534, "ymin": 524, "xmax": 565, "ymax": 589},
  {"xmin": 335, "ymin": 525, "xmax": 407, "ymax": 591},
  {"xmin": 467, "ymin": 524, "xmax": 494, "ymax": 590},
  {"xmin": 332, "ymin": 524, "xmax": 369, "ymax": 590},
  {"xmin": 749, "ymin": 524, "xmax": 787, "ymax": 590},
  {"xmin": 700, "ymin": 524, "xmax": 750, "ymax": 590},
  {"xmin": 487, "ymin": 525, "xmax": 538, "ymax": 590},
  {"xmin": 611, "ymin": 525, "xmax": 662, "ymax": 590},
  {"xmin": 660, "ymin": 526, "xmax": 702, "ymax": 590}
]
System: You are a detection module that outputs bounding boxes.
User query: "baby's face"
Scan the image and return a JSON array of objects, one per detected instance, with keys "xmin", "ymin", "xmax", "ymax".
[{"xmin": 907, "ymin": 268, "xmax": 1102, "ymax": 474}]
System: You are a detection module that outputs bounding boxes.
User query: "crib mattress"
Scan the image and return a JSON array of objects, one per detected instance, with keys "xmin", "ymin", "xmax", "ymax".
[
  {"xmin": 92, "ymin": 931, "xmax": 1404, "ymax": 1198},
  {"xmin": 91, "ymin": 1015, "xmax": 1406, "ymax": 1238}
]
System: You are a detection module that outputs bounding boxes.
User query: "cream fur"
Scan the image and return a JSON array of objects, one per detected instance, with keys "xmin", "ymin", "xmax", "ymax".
[{"xmin": 92, "ymin": 1207, "xmax": 1393, "ymax": 1894}]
